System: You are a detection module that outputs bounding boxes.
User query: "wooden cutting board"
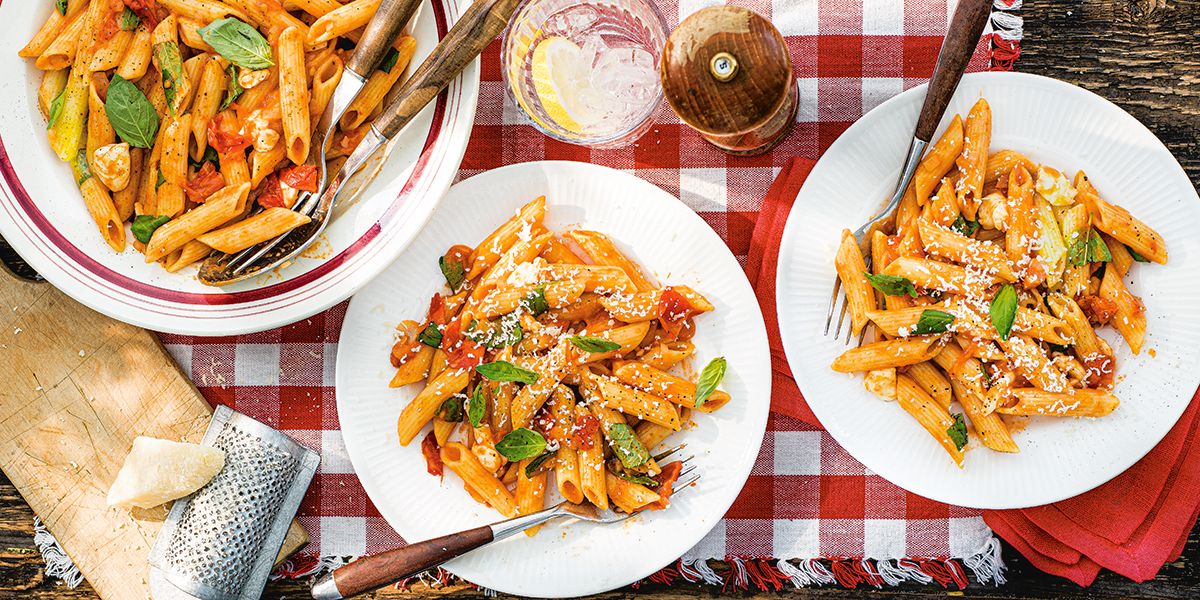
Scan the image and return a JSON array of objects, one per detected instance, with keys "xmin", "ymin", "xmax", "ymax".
[{"xmin": 0, "ymin": 271, "xmax": 308, "ymax": 600}]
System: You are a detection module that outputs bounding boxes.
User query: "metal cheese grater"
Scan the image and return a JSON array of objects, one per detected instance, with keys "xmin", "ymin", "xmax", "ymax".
[{"xmin": 148, "ymin": 405, "xmax": 320, "ymax": 600}]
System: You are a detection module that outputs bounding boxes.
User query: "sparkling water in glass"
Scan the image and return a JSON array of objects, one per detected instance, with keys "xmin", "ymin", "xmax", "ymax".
[{"xmin": 502, "ymin": 0, "xmax": 668, "ymax": 147}]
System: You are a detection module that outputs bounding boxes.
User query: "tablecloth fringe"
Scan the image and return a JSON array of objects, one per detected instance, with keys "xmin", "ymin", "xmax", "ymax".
[
  {"xmin": 263, "ymin": 536, "xmax": 1006, "ymax": 593},
  {"xmin": 32, "ymin": 517, "xmax": 84, "ymax": 589},
  {"xmin": 990, "ymin": 0, "xmax": 1023, "ymax": 71},
  {"xmin": 34, "ymin": 515, "xmax": 1005, "ymax": 592}
]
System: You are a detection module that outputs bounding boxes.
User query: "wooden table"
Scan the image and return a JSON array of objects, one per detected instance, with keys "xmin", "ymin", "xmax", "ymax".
[{"xmin": 3, "ymin": 0, "xmax": 1199, "ymax": 597}]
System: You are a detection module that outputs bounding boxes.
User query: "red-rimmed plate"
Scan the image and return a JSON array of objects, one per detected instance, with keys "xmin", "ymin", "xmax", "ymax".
[{"xmin": 0, "ymin": 0, "xmax": 479, "ymax": 335}]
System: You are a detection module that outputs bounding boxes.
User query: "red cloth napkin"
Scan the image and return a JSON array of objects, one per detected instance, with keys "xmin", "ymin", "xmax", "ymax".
[
  {"xmin": 744, "ymin": 157, "xmax": 820, "ymax": 426},
  {"xmin": 748, "ymin": 156, "xmax": 1200, "ymax": 586}
]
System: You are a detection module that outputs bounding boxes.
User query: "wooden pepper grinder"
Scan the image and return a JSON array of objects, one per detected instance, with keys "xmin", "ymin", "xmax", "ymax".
[{"xmin": 660, "ymin": 6, "xmax": 798, "ymax": 156}]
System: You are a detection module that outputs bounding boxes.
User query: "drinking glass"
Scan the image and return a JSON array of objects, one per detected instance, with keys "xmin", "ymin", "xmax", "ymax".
[{"xmin": 501, "ymin": 0, "xmax": 668, "ymax": 147}]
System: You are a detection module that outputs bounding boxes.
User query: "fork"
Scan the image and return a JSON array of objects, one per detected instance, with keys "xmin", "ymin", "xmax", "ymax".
[
  {"xmin": 198, "ymin": 0, "xmax": 524, "ymax": 286},
  {"xmin": 208, "ymin": 0, "xmax": 423, "ymax": 281},
  {"xmin": 823, "ymin": 0, "xmax": 993, "ymax": 344},
  {"xmin": 310, "ymin": 450, "xmax": 699, "ymax": 600}
]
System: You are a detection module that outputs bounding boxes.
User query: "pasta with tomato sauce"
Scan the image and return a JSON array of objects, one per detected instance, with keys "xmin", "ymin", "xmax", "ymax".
[
  {"xmin": 831, "ymin": 97, "xmax": 1167, "ymax": 467},
  {"xmin": 20, "ymin": 0, "xmax": 415, "ymax": 273},
  {"xmin": 386, "ymin": 197, "xmax": 726, "ymax": 529}
]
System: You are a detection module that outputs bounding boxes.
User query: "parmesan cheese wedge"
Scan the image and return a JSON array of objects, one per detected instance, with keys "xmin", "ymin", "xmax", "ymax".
[{"xmin": 106, "ymin": 437, "xmax": 225, "ymax": 509}]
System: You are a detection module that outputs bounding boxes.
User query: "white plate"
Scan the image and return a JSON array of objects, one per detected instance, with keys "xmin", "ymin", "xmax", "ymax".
[
  {"xmin": 776, "ymin": 71, "xmax": 1200, "ymax": 510},
  {"xmin": 0, "ymin": 0, "xmax": 478, "ymax": 335},
  {"xmin": 337, "ymin": 161, "xmax": 771, "ymax": 597}
]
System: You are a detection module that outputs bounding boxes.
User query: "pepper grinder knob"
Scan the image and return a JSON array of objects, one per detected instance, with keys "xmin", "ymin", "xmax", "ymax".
[{"xmin": 660, "ymin": 6, "xmax": 798, "ymax": 156}]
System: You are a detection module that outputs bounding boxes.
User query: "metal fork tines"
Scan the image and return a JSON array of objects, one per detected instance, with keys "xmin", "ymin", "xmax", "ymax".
[
  {"xmin": 823, "ymin": 0, "xmax": 994, "ymax": 344},
  {"xmin": 312, "ymin": 454, "xmax": 699, "ymax": 599},
  {"xmin": 529, "ymin": 455, "xmax": 700, "ymax": 527},
  {"xmin": 823, "ymin": 138, "xmax": 925, "ymax": 346},
  {"xmin": 198, "ymin": 0, "xmax": 424, "ymax": 285}
]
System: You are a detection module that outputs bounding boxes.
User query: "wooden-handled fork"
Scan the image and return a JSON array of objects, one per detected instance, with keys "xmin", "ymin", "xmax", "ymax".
[
  {"xmin": 199, "ymin": 0, "xmax": 523, "ymax": 285},
  {"xmin": 310, "ymin": 454, "xmax": 698, "ymax": 600},
  {"xmin": 823, "ymin": 0, "xmax": 993, "ymax": 342}
]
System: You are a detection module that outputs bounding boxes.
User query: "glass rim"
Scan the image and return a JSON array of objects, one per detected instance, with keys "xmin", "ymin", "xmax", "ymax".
[{"xmin": 500, "ymin": 0, "xmax": 669, "ymax": 148}]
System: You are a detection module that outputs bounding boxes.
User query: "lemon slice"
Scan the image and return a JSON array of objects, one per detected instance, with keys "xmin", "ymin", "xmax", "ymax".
[{"xmin": 530, "ymin": 36, "xmax": 602, "ymax": 133}]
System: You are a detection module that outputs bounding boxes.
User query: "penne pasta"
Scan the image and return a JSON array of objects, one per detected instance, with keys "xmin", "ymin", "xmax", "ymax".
[
  {"xmin": 997, "ymin": 389, "xmax": 1119, "ymax": 418},
  {"xmin": 1098, "ymin": 265, "xmax": 1146, "ymax": 354},
  {"xmin": 831, "ymin": 336, "xmax": 943, "ymax": 372},
  {"xmin": 955, "ymin": 98, "xmax": 991, "ymax": 220},
  {"xmin": 339, "ymin": 36, "xmax": 416, "ymax": 131},
  {"xmin": 593, "ymin": 376, "xmax": 681, "ymax": 430},
  {"xmin": 912, "ymin": 115, "xmax": 963, "ymax": 206},
  {"xmin": 277, "ymin": 27, "xmax": 311, "ymax": 164},
  {"xmin": 396, "ymin": 367, "xmax": 471, "ymax": 446},
  {"xmin": 144, "ymin": 183, "xmax": 249, "ymax": 261},
  {"xmin": 441, "ymin": 442, "xmax": 519, "ymax": 517},
  {"xmin": 895, "ymin": 375, "xmax": 964, "ymax": 467},
  {"xmin": 831, "ymin": 96, "xmax": 1164, "ymax": 466},
  {"xmin": 308, "ymin": 0, "xmax": 382, "ymax": 46},
  {"xmin": 384, "ymin": 200, "xmax": 722, "ymax": 521},
  {"xmin": 197, "ymin": 207, "xmax": 312, "ymax": 254},
  {"xmin": 834, "ymin": 229, "xmax": 874, "ymax": 337}
]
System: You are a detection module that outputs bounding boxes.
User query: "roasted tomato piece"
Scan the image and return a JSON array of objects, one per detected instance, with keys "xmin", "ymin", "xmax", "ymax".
[{"xmin": 420, "ymin": 431, "xmax": 443, "ymax": 478}]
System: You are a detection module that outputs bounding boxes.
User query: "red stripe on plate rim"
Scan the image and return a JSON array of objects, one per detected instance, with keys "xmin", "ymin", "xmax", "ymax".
[{"xmin": 0, "ymin": 0, "xmax": 461, "ymax": 315}]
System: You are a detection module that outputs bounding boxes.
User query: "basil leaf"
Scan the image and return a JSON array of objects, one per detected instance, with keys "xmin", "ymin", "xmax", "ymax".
[
  {"xmin": 1127, "ymin": 245, "xmax": 1150, "ymax": 263},
  {"xmin": 379, "ymin": 47, "xmax": 400, "ymax": 74},
  {"xmin": 568, "ymin": 335, "xmax": 621, "ymax": 353},
  {"xmin": 1067, "ymin": 233, "xmax": 1089, "ymax": 267},
  {"xmin": 1069, "ymin": 229, "xmax": 1113, "ymax": 266},
  {"xmin": 220, "ymin": 64, "xmax": 243, "ymax": 111},
  {"xmin": 611, "ymin": 468, "xmax": 659, "ymax": 487},
  {"xmin": 521, "ymin": 284, "xmax": 549, "ymax": 316},
  {"xmin": 189, "ymin": 146, "xmax": 220, "ymax": 171},
  {"xmin": 55, "ymin": 0, "xmax": 67, "ymax": 16},
  {"xmin": 47, "ymin": 87, "xmax": 67, "ymax": 130},
  {"xmin": 488, "ymin": 314, "xmax": 522, "ymax": 349},
  {"xmin": 495, "ymin": 428, "xmax": 546, "ymax": 461},
  {"xmin": 476, "ymin": 360, "xmax": 539, "ymax": 384},
  {"xmin": 153, "ymin": 41, "xmax": 183, "ymax": 114},
  {"xmin": 462, "ymin": 319, "xmax": 485, "ymax": 342},
  {"xmin": 104, "ymin": 75, "xmax": 159, "ymax": 149},
  {"xmin": 417, "ymin": 322, "xmax": 441, "ymax": 348},
  {"xmin": 990, "ymin": 284, "xmax": 1017, "ymax": 340},
  {"xmin": 1047, "ymin": 342, "xmax": 1072, "ymax": 354},
  {"xmin": 607, "ymin": 422, "xmax": 650, "ymax": 469},
  {"xmin": 70, "ymin": 149, "xmax": 91, "ymax": 185},
  {"xmin": 197, "ymin": 18, "xmax": 274, "ymax": 70},
  {"xmin": 694, "ymin": 357, "xmax": 726, "ymax": 408},
  {"xmin": 463, "ymin": 316, "xmax": 522, "ymax": 349},
  {"xmin": 951, "ymin": 215, "xmax": 980, "ymax": 237},
  {"xmin": 947, "ymin": 412, "xmax": 968, "ymax": 451},
  {"xmin": 912, "ymin": 309, "xmax": 955, "ymax": 335},
  {"xmin": 524, "ymin": 451, "xmax": 555, "ymax": 477},
  {"xmin": 132, "ymin": 215, "xmax": 170, "ymax": 244},
  {"xmin": 436, "ymin": 396, "xmax": 463, "ymax": 422},
  {"xmin": 863, "ymin": 272, "xmax": 918, "ymax": 297},
  {"xmin": 439, "ymin": 255, "xmax": 465, "ymax": 291},
  {"xmin": 118, "ymin": 7, "xmax": 140, "ymax": 31},
  {"xmin": 155, "ymin": 169, "xmax": 166, "ymax": 189},
  {"xmin": 1087, "ymin": 231, "xmax": 1112, "ymax": 263},
  {"xmin": 467, "ymin": 384, "xmax": 485, "ymax": 428}
]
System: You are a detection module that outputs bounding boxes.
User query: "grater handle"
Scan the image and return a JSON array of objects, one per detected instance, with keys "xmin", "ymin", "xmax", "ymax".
[{"xmin": 311, "ymin": 525, "xmax": 493, "ymax": 599}]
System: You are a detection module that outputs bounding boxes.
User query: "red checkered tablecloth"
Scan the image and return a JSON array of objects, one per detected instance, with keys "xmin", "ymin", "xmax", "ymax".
[{"xmin": 150, "ymin": 0, "xmax": 1023, "ymax": 590}]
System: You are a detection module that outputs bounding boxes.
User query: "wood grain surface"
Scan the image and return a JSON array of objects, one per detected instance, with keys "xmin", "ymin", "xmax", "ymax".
[
  {"xmin": 0, "ymin": 270, "xmax": 310, "ymax": 599},
  {"xmin": 3, "ymin": 0, "xmax": 1200, "ymax": 598}
]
